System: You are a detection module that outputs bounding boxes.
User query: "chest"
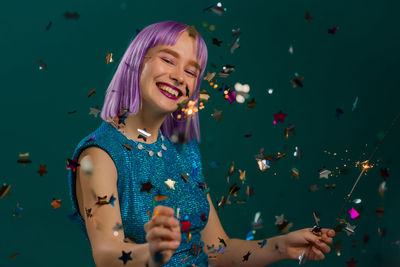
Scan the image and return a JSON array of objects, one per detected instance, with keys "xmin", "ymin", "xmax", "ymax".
[{"xmin": 116, "ymin": 148, "xmax": 209, "ymax": 243}]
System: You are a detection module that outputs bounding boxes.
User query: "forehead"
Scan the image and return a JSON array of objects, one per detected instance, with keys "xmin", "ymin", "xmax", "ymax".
[{"xmin": 148, "ymin": 32, "xmax": 201, "ymax": 69}]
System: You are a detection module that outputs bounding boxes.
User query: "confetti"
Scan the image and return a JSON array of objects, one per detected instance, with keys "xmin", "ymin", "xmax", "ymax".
[
  {"xmin": 203, "ymin": 71, "xmax": 216, "ymax": 82},
  {"xmin": 106, "ymin": 53, "xmax": 114, "ymax": 64},
  {"xmin": 335, "ymin": 108, "xmax": 344, "ymax": 119},
  {"xmin": 211, "ymin": 108, "xmax": 223, "ymax": 122},
  {"xmin": 345, "ymin": 258, "xmax": 358, "ymax": 267},
  {"xmin": 212, "ymin": 38, "xmax": 223, "ymax": 47},
  {"xmin": 45, "ymin": 21, "xmax": 52, "ymax": 31},
  {"xmin": 39, "ymin": 60, "xmax": 47, "ymax": 70},
  {"xmin": 88, "ymin": 88, "xmax": 96, "ymax": 97},
  {"xmin": 344, "ymin": 222, "xmax": 356, "ymax": 236},
  {"xmin": 375, "ymin": 207, "xmax": 384, "ymax": 218},
  {"xmin": 230, "ymin": 37, "xmax": 240, "ymax": 54},
  {"xmin": 309, "ymin": 185, "xmax": 319, "ymax": 192},
  {"xmin": 187, "ymin": 25, "xmax": 199, "ymax": 38},
  {"xmin": 319, "ymin": 168, "xmax": 331, "ymax": 179},
  {"xmin": 118, "ymin": 251, "xmax": 133, "ymax": 264},
  {"xmin": 256, "ymin": 159, "xmax": 270, "ymax": 172},
  {"xmin": 246, "ymin": 98, "xmax": 257, "ymax": 108},
  {"xmin": 164, "ymin": 178, "xmax": 177, "ymax": 190},
  {"xmin": 291, "ymin": 168, "xmax": 299, "ymax": 179},
  {"xmin": 328, "ymin": 26, "xmax": 340, "ymax": 34},
  {"xmin": 293, "ymin": 146, "xmax": 302, "ymax": 158},
  {"xmin": 288, "ymin": 43, "xmax": 294, "ymax": 55},
  {"xmin": 352, "ymin": 96, "xmax": 358, "ymax": 111},
  {"xmin": 64, "ymin": 12, "xmax": 80, "ymax": 19},
  {"xmin": 273, "ymin": 111, "xmax": 287, "ymax": 124},
  {"xmin": 234, "ymin": 82, "xmax": 250, "ymax": 103},
  {"xmin": 290, "ymin": 73, "xmax": 303, "ymax": 88},
  {"xmin": 89, "ymin": 106, "xmax": 101, "ymax": 117},
  {"xmin": 137, "ymin": 128, "xmax": 151, "ymax": 141},
  {"xmin": 284, "ymin": 124, "xmax": 295, "ymax": 138},
  {"xmin": 37, "ymin": 165, "xmax": 47, "ymax": 176},
  {"xmin": 203, "ymin": 2, "xmax": 227, "ymax": 16},
  {"xmin": 13, "ymin": 203, "xmax": 23, "ymax": 217},
  {"xmin": 232, "ymin": 28, "xmax": 241, "ymax": 37},
  {"xmin": 0, "ymin": 184, "xmax": 11, "ymax": 199},
  {"xmin": 305, "ymin": 11, "xmax": 312, "ymax": 22},
  {"xmin": 219, "ymin": 65, "xmax": 235, "ymax": 78},
  {"xmin": 199, "ymin": 89, "xmax": 211, "ymax": 103},
  {"xmin": 66, "ymin": 158, "xmax": 80, "ymax": 172},
  {"xmin": 380, "ymin": 168, "xmax": 389, "ymax": 180},
  {"xmin": 17, "ymin": 152, "xmax": 32, "ymax": 166},
  {"xmin": 378, "ymin": 181, "xmax": 386, "ymax": 198},
  {"xmin": 224, "ymin": 88, "xmax": 236, "ymax": 104},
  {"xmin": 348, "ymin": 207, "xmax": 360, "ymax": 219},
  {"xmin": 51, "ymin": 198, "xmax": 62, "ymax": 209}
]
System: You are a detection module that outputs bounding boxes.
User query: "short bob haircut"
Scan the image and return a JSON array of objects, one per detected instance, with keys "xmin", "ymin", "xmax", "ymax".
[{"xmin": 100, "ymin": 20, "xmax": 208, "ymax": 142}]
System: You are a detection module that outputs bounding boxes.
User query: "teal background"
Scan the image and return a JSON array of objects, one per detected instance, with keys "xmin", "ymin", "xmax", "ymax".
[{"xmin": 1, "ymin": 0, "xmax": 399, "ymax": 266}]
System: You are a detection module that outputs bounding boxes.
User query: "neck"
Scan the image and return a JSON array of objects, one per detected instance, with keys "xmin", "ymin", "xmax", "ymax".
[{"xmin": 111, "ymin": 107, "xmax": 168, "ymax": 144}]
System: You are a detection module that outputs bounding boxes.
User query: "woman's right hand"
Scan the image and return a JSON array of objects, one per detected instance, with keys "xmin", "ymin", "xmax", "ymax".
[{"xmin": 144, "ymin": 205, "xmax": 181, "ymax": 267}]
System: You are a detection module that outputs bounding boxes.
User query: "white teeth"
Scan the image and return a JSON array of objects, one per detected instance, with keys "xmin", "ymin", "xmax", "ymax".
[{"xmin": 158, "ymin": 84, "xmax": 179, "ymax": 97}]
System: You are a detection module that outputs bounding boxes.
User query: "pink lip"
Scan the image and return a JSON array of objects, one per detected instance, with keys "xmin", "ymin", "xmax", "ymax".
[
  {"xmin": 156, "ymin": 83, "xmax": 180, "ymax": 100},
  {"xmin": 158, "ymin": 87, "xmax": 179, "ymax": 100},
  {"xmin": 156, "ymin": 82, "xmax": 183, "ymax": 97}
]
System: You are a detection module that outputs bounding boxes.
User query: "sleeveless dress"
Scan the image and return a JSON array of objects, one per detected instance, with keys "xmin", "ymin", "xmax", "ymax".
[{"xmin": 67, "ymin": 121, "xmax": 210, "ymax": 266}]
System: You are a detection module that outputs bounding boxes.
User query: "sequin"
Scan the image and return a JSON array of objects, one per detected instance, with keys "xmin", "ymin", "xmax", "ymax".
[{"xmin": 67, "ymin": 121, "xmax": 210, "ymax": 266}]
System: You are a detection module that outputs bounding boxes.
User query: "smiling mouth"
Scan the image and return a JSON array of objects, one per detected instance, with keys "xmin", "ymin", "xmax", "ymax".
[{"xmin": 156, "ymin": 83, "xmax": 182, "ymax": 100}]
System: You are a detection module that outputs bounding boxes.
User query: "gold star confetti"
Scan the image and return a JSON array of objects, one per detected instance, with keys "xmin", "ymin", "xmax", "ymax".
[{"xmin": 164, "ymin": 178, "xmax": 176, "ymax": 190}]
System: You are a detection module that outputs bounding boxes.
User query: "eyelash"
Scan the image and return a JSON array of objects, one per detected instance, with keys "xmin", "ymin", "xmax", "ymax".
[{"xmin": 161, "ymin": 58, "xmax": 197, "ymax": 78}]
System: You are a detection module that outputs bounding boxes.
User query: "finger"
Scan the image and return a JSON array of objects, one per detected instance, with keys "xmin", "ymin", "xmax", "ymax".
[
  {"xmin": 321, "ymin": 228, "xmax": 335, "ymax": 238},
  {"xmin": 149, "ymin": 239, "xmax": 180, "ymax": 251},
  {"xmin": 310, "ymin": 246, "xmax": 325, "ymax": 260},
  {"xmin": 314, "ymin": 239, "xmax": 331, "ymax": 254},
  {"xmin": 153, "ymin": 205, "xmax": 175, "ymax": 217},
  {"xmin": 151, "ymin": 214, "xmax": 180, "ymax": 228},
  {"xmin": 304, "ymin": 231, "xmax": 330, "ymax": 254},
  {"xmin": 146, "ymin": 226, "xmax": 180, "ymax": 242},
  {"xmin": 321, "ymin": 236, "xmax": 333, "ymax": 246}
]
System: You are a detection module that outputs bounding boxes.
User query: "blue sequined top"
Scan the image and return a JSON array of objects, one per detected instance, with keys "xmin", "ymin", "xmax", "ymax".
[{"xmin": 67, "ymin": 121, "xmax": 210, "ymax": 266}]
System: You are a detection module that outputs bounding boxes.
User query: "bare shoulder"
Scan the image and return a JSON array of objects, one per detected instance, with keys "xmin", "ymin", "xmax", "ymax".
[{"xmin": 78, "ymin": 146, "xmax": 118, "ymax": 183}]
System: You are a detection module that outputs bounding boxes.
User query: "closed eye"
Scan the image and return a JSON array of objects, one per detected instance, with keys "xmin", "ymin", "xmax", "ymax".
[{"xmin": 161, "ymin": 58, "xmax": 197, "ymax": 78}]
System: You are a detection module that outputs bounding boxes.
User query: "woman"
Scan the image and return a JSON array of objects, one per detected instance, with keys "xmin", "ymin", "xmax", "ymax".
[{"xmin": 67, "ymin": 21, "xmax": 335, "ymax": 267}]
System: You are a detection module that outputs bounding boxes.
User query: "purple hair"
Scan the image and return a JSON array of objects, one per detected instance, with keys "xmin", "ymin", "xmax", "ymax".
[{"xmin": 100, "ymin": 20, "xmax": 208, "ymax": 142}]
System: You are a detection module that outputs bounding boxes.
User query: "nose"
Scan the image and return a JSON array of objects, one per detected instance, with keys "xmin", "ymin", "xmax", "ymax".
[{"xmin": 170, "ymin": 69, "xmax": 184, "ymax": 87}]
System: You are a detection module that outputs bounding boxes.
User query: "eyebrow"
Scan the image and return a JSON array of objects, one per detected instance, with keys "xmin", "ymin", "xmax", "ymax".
[{"xmin": 158, "ymin": 48, "xmax": 201, "ymax": 71}]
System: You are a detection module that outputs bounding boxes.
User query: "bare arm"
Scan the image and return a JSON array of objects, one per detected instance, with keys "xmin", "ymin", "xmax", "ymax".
[
  {"xmin": 200, "ymin": 194, "xmax": 287, "ymax": 266},
  {"xmin": 213, "ymin": 236, "xmax": 287, "ymax": 267},
  {"xmin": 76, "ymin": 147, "xmax": 152, "ymax": 267}
]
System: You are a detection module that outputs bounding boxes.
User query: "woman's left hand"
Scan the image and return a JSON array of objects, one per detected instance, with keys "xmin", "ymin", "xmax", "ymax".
[{"xmin": 281, "ymin": 228, "xmax": 335, "ymax": 261}]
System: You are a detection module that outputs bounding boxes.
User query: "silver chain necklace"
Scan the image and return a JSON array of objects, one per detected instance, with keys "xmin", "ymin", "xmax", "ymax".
[{"xmin": 108, "ymin": 119, "xmax": 167, "ymax": 157}]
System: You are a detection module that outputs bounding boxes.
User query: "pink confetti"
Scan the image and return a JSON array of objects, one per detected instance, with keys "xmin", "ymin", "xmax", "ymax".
[{"xmin": 348, "ymin": 207, "xmax": 360, "ymax": 219}]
